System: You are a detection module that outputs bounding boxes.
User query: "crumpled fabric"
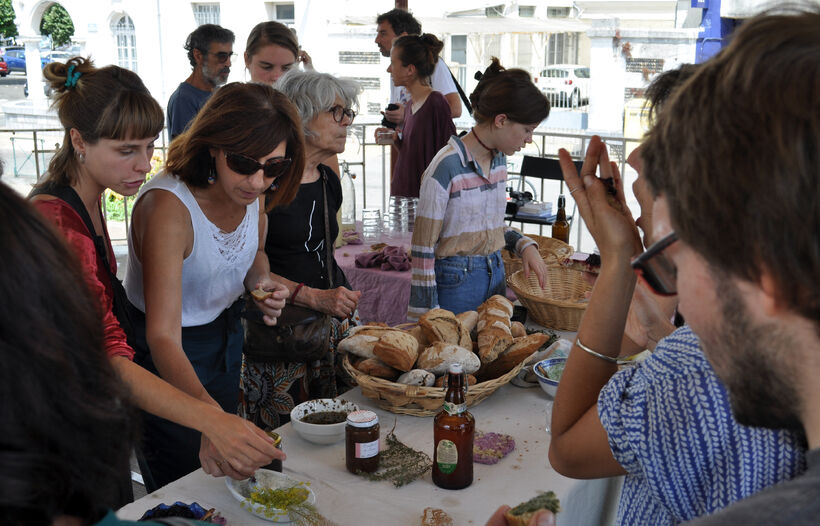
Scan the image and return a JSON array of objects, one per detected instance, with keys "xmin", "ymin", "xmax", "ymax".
[{"xmin": 355, "ymin": 245, "xmax": 411, "ymax": 271}]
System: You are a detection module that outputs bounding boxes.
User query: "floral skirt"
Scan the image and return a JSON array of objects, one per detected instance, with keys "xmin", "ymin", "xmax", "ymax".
[{"xmin": 239, "ymin": 313, "xmax": 360, "ymax": 431}]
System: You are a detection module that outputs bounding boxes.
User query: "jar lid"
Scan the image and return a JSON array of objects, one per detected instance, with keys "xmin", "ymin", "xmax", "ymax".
[
  {"xmin": 266, "ymin": 430, "xmax": 283, "ymax": 447},
  {"xmin": 346, "ymin": 410, "xmax": 379, "ymax": 427}
]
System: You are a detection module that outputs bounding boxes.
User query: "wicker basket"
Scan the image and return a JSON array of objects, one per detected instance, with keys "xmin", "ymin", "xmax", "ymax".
[
  {"xmin": 502, "ymin": 235, "xmax": 573, "ymax": 282},
  {"xmin": 342, "ymin": 353, "xmax": 537, "ymax": 417},
  {"xmin": 507, "ymin": 267, "xmax": 592, "ymax": 331}
]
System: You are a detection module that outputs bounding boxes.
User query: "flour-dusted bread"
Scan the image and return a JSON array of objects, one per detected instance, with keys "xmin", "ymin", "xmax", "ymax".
[
  {"xmin": 476, "ymin": 295, "xmax": 514, "ymax": 364},
  {"xmin": 481, "ymin": 333, "xmax": 551, "ymax": 379},
  {"xmin": 477, "ymin": 295, "xmax": 514, "ymax": 318},
  {"xmin": 397, "ymin": 369, "xmax": 436, "ymax": 387},
  {"xmin": 476, "ymin": 315, "xmax": 512, "ymax": 334},
  {"xmin": 356, "ymin": 358, "xmax": 400, "ymax": 380},
  {"xmin": 433, "ymin": 373, "xmax": 477, "ymax": 388},
  {"xmin": 417, "ymin": 342, "xmax": 481, "ymax": 375},
  {"xmin": 455, "ymin": 310, "xmax": 478, "ymax": 333},
  {"xmin": 373, "ymin": 331, "xmax": 419, "ymax": 372},
  {"xmin": 419, "ymin": 309, "xmax": 461, "ymax": 344},
  {"xmin": 338, "ymin": 325, "xmax": 404, "ymax": 359}
]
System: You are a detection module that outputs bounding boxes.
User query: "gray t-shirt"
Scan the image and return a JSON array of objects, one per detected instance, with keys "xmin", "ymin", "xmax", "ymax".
[
  {"xmin": 686, "ymin": 447, "xmax": 819, "ymax": 525},
  {"xmin": 166, "ymin": 81, "xmax": 212, "ymax": 140}
]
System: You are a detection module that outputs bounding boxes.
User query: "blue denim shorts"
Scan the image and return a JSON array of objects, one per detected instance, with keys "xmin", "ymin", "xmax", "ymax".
[{"xmin": 435, "ymin": 251, "xmax": 506, "ymax": 314}]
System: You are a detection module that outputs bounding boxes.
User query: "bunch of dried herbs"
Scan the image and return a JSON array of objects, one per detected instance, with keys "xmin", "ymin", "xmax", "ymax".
[
  {"xmin": 242, "ymin": 485, "xmax": 336, "ymax": 526},
  {"xmin": 356, "ymin": 426, "xmax": 432, "ymax": 487}
]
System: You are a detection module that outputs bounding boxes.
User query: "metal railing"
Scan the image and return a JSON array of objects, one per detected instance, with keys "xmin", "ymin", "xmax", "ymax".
[{"xmin": 1, "ymin": 123, "xmax": 642, "ymax": 252}]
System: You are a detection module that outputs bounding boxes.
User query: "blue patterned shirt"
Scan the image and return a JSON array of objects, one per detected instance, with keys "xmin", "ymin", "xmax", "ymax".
[{"xmin": 598, "ymin": 325, "xmax": 806, "ymax": 525}]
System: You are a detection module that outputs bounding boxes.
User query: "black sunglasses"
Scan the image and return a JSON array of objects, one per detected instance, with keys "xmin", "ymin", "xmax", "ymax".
[
  {"xmin": 328, "ymin": 105, "xmax": 356, "ymax": 123},
  {"xmin": 630, "ymin": 231, "xmax": 679, "ymax": 296},
  {"xmin": 225, "ymin": 153, "xmax": 292, "ymax": 181},
  {"xmin": 203, "ymin": 50, "xmax": 235, "ymax": 63}
]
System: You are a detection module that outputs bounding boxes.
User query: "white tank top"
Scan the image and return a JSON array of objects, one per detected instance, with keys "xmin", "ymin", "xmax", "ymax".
[{"xmin": 124, "ymin": 172, "xmax": 259, "ymax": 326}]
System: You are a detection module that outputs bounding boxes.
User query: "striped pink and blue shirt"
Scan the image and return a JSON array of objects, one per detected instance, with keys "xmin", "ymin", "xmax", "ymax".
[{"xmin": 408, "ymin": 135, "xmax": 535, "ymax": 320}]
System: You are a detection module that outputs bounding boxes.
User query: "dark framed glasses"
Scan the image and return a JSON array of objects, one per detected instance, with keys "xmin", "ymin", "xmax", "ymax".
[
  {"xmin": 328, "ymin": 105, "xmax": 356, "ymax": 123},
  {"xmin": 225, "ymin": 152, "xmax": 292, "ymax": 181},
  {"xmin": 630, "ymin": 231, "xmax": 679, "ymax": 296},
  {"xmin": 204, "ymin": 50, "xmax": 235, "ymax": 63}
]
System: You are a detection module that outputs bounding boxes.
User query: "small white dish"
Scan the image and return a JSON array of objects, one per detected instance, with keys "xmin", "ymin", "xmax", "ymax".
[
  {"xmin": 290, "ymin": 398, "xmax": 360, "ymax": 445},
  {"xmin": 533, "ymin": 357, "xmax": 567, "ymax": 397},
  {"xmin": 226, "ymin": 469, "xmax": 316, "ymax": 522}
]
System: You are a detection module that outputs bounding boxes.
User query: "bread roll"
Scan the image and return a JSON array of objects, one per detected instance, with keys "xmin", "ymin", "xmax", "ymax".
[
  {"xmin": 397, "ymin": 369, "xmax": 435, "ymax": 387},
  {"xmin": 373, "ymin": 331, "xmax": 419, "ymax": 372},
  {"xmin": 419, "ymin": 309, "xmax": 460, "ymax": 344},
  {"xmin": 417, "ymin": 342, "xmax": 481, "ymax": 375},
  {"xmin": 408, "ymin": 325, "xmax": 429, "ymax": 355},
  {"xmin": 455, "ymin": 310, "xmax": 478, "ymax": 333},
  {"xmin": 338, "ymin": 325, "xmax": 405, "ymax": 359},
  {"xmin": 510, "ymin": 321, "xmax": 527, "ymax": 338},
  {"xmin": 433, "ymin": 373, "xmax": 477, "ymax": 387},
  {"xmin": 356, "ymin": 358, "xmax": 400, "ymax": 380},
  {"xmin": 481, "ymin": 333, "xmax": 550, "ymax": 379}
]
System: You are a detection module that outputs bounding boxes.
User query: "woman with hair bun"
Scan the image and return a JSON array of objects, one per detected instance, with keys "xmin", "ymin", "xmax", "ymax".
[
  {"xmin": 408, "ymin": 58, "xmax": 551, "ymax": 319},
  {"xmin": 30, "ymin": 58, "xmax": 283, "ymax": 501},
  {"xmin": 244, "ymin": 20, "xmax": 312, "ymax": 85},
  {"xmin": 374, "ymin": 33, "xmax": 456, "ymax": 198}
]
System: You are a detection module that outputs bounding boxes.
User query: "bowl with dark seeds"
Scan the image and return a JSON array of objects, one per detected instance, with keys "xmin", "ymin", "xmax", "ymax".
[{"xmin": 290, "ymin": 398, "xmax": 360, "ymax": 445}]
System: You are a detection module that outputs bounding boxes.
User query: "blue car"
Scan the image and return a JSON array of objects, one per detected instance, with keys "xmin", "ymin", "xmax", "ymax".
[{"xmin": 2, "ymin": 48, "xmax": 26, "ymax": 72}]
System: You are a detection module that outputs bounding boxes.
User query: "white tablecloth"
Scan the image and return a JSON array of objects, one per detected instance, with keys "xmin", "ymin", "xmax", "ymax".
[{"xmin": 119, "ymin": 385, "xmax": 620, "ymax": 525}]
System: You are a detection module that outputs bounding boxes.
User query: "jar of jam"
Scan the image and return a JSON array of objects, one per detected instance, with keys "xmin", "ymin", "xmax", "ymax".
[
  {"xmin": 262, "ymin": 431, "xmax": 283, "ymax": 472},
  {"xmin": 345, "ymin": 410, "xmax": 380, "ymax": 473}
]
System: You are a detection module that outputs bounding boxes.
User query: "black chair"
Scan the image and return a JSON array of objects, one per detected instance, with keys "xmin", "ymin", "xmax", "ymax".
[{"xmin": 506, "ymin": 155, "xmax": 581, "ymax": 232}]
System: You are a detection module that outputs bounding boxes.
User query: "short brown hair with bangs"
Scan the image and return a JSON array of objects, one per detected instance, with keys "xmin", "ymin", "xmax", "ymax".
[
  {"xmin": 38, "ymin": 57, "xmax": 164, "ymax": 188},
  {"xmin": 642, "ymin": 7, "xmax": 820, "ymax": 326},
  {"xmin": 166, "ymin": 82, "xmax": 305, "ymax": 210}
]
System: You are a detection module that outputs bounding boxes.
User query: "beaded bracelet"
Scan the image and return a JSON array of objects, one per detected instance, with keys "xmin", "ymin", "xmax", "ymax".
[
  {"xmin": 576, "ymin": 338, "xmax": 620, "ymax": 364},
  {"xmin": 289, "ymin": 283, "xmax": 305, "ymax": 305}
]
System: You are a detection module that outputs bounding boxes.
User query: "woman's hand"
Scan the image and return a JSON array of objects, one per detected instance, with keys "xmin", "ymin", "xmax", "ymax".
[
  {"xmin": 624, "ymin": 280, "xmax": 677, "ymax": 351},
  {"xmin": 381, "ymin": 102, "xmax": 405, "ymax": 126},
  {"xmin": 306, "ymin": 286, "xmax": 362, "ymax": 318},
  {"xmin": 374, "ymin": 127, "xmax": 397, "ymax": 145},
  {"xmin": 298, "ymin": 49, "xmax": 314, "ymax": 70},
  {"xmin": 558, "ymin": 137, "xmax": 642, "ymax": 262},
  {"xmin": 521, "ymin": 244, "xmax": 549, "ymax": 288},
  {"xmin": 251, "ymin": 277, "xmax": 289, "ymax": 326},
  {"xmin": 485, "ymin": 505, "xmax": 555, "ymax": 526},
  {"xmin": 198, "ymin": 409, "xmax": 284, "ymax": 479}
]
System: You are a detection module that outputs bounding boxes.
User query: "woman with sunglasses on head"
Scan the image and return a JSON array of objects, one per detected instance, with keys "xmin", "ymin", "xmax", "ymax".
[
  {"xmin": 408, "ymin": 58, "xmax": 550, "ymax": 320},
  {"xmin": 240, "ymin": 70, "xmax": 362, "ymax": 430},
  {"xmin": 30, "ymin": 58, "xmax": 284, "ymax": 502},
  {"xmin": 548, "ymin": 67, "xmax": 805, "ymax": 525},
  {"xmin": 124, "ymin": 82, "xmax": 305, "ymax": 490},
  {"xmin": 374, "ymin": 33, "xmax": 456, "ymax": 198}
]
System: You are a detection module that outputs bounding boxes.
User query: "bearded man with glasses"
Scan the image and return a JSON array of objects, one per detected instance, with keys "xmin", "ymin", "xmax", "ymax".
[{"xmin": 167, "ymin": 24, "xmax": 236, "ymax": 140}]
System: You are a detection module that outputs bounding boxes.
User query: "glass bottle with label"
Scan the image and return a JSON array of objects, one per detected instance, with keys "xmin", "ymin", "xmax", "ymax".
[
  {"xmin": 345, "ymin": 410, "xmax": 380, "ymax": 473},
  {"xmin": 551, "ymin": 194, "xmax": 569, "ymax": 244},
  {"xmin": 433, "ymin": 363, "xmax": 475, "ymax": 489}
]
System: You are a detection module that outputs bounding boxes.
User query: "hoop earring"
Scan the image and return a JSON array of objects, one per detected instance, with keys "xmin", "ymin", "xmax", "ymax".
[{"xmin": 208, "ymin": 156, "xmax": 217, "ymax": 184}]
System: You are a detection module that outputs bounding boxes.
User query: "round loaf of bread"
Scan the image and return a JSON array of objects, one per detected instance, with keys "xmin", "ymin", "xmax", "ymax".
[{"xmin": 417, "ymin": 342, "xmax": 480, "ymax": 375}]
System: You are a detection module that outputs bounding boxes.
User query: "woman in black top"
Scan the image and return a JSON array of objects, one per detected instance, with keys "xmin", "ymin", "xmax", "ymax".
[{"xmin": 241, "ymin": 70, "xmax": 362, "ymax": 428}]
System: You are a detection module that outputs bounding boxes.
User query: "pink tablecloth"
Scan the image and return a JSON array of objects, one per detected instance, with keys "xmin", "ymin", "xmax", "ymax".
[{"xmin": 335, "ymin": 231, "xmax": 413, "ymax": 326}]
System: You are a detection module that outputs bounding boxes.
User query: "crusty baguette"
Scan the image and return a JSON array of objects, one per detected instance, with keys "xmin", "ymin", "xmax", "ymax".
[
  {"xmin": 510, "ymin": 321, "xmax": 527, "ymax": 338},
  {"xmin": 477, "ymin": 327, "xmax": 513, "ymax": 364},
  {"xmin": 373, "ymin": 331, "xmax": 419, "ymax": 372},
  {"xmin": 481, "ymin": 333, "xmax": 550, "ymax": 379}
]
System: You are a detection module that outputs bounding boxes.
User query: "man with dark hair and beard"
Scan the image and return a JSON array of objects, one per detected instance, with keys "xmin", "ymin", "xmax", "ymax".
[
  {"xmin": 167, "ymin": 24, "xmax": 235, "ymax": 140},
  {"xmin": 636, "ymin": 7, "xmax": 820, "ymax": 525}
]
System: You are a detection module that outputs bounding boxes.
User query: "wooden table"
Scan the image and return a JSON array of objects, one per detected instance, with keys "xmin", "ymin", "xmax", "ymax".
[{"xmin": 118, "ymin": 385, "xmax": 620, "ymax": 525}]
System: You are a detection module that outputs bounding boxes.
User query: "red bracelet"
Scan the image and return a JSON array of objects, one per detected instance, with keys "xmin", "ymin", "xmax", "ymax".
[{"xmin": 289, "ymin": 283, "xmax": 305, "ymax": 304}]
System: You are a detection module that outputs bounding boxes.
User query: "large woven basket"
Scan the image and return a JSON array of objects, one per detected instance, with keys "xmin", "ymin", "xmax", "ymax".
[
  {"xmin": 342, "ymin": 353, "xmax": 537, "ymax": 417},
  {"xmin": 507, "ymin": 267, "xmax": 592, "ymax": 331},
  {"xmin": 503, "ymin": 235, "xmax": 573, "ymax": 282}
]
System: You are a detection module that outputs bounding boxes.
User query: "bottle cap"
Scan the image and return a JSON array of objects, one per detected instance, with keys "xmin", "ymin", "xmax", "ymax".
[
  {"xmin": 346, "ymin": 410, "xmax": 379, "ymax": 428},
  {"xmin": 448, "ymin": 363, "xmax": 464, "ymax": 374}
]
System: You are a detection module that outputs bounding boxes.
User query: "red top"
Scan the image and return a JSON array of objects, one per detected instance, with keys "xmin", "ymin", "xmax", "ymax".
[
  {"xmin": 33, "ymin": 198, "xmax": 135, "ymax": 360},
  {"xmin": 391, "ymin": 91, "xmax": 456, "ymax": 198}
]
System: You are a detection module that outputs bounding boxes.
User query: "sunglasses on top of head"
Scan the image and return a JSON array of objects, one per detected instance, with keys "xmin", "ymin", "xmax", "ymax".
[
  {"xmin": 225, "ymin": 152, "xmax": 292, "ymax": 182},
  {"xmin": 630, "ymin": 231, "xmax": 679, "ymax": 296}
]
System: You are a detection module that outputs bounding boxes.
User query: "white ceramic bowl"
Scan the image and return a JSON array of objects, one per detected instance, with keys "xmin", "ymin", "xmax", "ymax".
[
  {"xmin": 533, "ymin": 357, "xmax": 567, "ymax": 397},
  {"xmin": 226, "ymin": 469, "xmax": 316, "ymax": 522},
  {"xmin": 290, "ymin": 398, "xmax": 360, "ymax": 445}
]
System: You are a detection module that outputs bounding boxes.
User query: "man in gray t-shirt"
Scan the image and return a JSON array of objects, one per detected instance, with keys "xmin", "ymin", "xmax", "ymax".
[
  {"xmin": 639, "ymin": 8, "xmax": 820, "ymax": 525},
  {"xmin": 167, "ymin": 24, "xmax": 235, "ymax": 140}
]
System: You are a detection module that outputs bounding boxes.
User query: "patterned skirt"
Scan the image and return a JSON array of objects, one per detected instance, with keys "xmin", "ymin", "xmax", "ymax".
[{"xmin": 239, "ymin": 313, "xmax": 360, "ymax": 431}]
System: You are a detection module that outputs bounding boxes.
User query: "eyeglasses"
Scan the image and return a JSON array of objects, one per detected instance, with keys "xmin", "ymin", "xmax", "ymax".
[
  {"xmin": 630, "ymin": 231, "xmax": 679, "ymax": 296},
  {"xmin": 204, "ymin": 50, "xmax": 235, "ymax": 64},
  {"xmin": 225, "ymin": 152, "xmax": 292, "ymax": 181},
  {"xmin": 328, "ymin": 105, "xmax": 356, "ymax": 123}
]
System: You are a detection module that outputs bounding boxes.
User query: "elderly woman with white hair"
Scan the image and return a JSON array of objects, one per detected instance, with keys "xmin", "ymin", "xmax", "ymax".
[{"xmin": 240, "ymin": 70, "xmax": 363, "ymax": 429}]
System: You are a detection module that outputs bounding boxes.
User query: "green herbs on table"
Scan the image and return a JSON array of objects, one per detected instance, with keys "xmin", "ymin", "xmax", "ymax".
[{"xmin": 356, "ymin": 429, "xmax": 433, "ymax": 487}]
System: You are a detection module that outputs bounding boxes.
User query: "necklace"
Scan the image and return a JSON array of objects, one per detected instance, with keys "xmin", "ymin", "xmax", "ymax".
[{"xmin": 471, "ymin": 128, "xmax": 494, "ymax": 154}]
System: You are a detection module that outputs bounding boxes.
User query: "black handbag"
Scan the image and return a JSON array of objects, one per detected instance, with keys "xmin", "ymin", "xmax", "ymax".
[
  {"xmin": 30, "ymin": 183, "xmax": 138, "ymax": 349},
  {"xmin": 242, "ymin": 171, "xmax": 338, "ymax": 364}
]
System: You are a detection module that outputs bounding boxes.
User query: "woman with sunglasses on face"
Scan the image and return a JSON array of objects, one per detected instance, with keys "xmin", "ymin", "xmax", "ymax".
[
  {"xmin": 240, "ymin": 70, "xmax": 362, "ymax": 430},
  {"xmin": 30, "ymin": 59, "xmax": 284, "ymax": 502},
  {"xmin": 374, "ymin": 33, "xmax": 456, "ymax": 198},
  {"xmin": 548, "ymin": 68, "xmax": 805, "ymax": 525},
  {"xmin": 124, "ymin": 82, "xmax": 305, "ymax": 490},
  {"xmin": 408, "ymin": 58, "xmax": 550, "ymax": 320}
]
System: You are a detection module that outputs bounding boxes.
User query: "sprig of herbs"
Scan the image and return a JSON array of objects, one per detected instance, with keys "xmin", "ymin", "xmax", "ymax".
[{"xmin": 357, "ymin": 427, "xmax": 432, "ymax": 487}]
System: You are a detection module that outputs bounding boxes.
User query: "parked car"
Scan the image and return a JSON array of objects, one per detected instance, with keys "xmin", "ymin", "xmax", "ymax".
[
  {"xmin": 1, "ymin": 47, "xmax": 27, "ymax": 73},
  {"xmin": 534, "ymin": 65, "xmax": 590, "ymax": 108},
  {"xmin": 41, "ymin": 50, "xmax": 75, "ymax": 66},
  {"xmin": 0, "ymin": 57, "xmax": 8, "ymax": 77}
]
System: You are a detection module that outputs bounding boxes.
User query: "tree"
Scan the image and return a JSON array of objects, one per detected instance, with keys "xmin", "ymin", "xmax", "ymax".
[
  {"xmin": 0, "ymin": 0, "xmax": 18, "ymax": 39},
  {"xmin": 40, "ymin": 4, "xmax": 74, "ymax": 48}
]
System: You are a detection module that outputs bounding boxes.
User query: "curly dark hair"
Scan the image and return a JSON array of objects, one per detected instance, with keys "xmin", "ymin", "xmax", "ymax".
[
  {"xmin": 0, "ymin": 184, "xmax": 137, "ymax": 524},
  {"xmin": 185, "ymin": 23, "xmax": 235, "ymax": 68},
  {"xmin": 376, "ymin": 8, "xmax": 422, "ymax": 35}
]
